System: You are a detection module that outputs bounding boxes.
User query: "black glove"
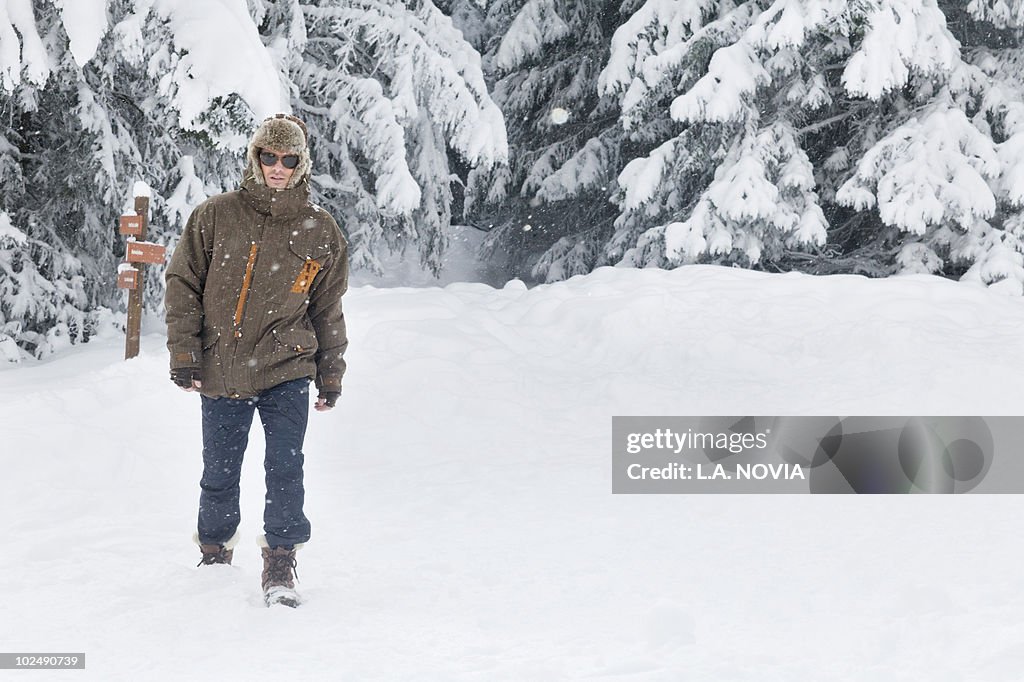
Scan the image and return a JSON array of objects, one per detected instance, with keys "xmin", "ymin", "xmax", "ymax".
[
  {"xmin": 318, "ymin": 391, "xmax": 340, "ymax": 408},
  {"xmin": 170, "ymin": 367, "xmax": 201, "ymax": 390}
]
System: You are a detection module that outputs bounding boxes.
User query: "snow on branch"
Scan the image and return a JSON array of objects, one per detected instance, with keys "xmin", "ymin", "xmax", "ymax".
[
  {"xmin": 0, "ymin": 0, "xmax": 49, "ymax": 91},
  {"xmin": 306, "ymin": 0, "xmax": 507, "ymax": 168},
  {"xmin": 599, "ymin": 0, "xmax": 756, "ymax": 129},
  {"xmin": 599, "ymin": 0, "xmax": 720, "ymax": 98},
  {"xmin": 536, "ymin": 130, "xmax": 621, "ymax": 203},
  {"xmin": 154, "ymin": 0, "xmax": 284, "ymax": 138},
  {"xmin": 970, "ymin": 48, "xmax": 1024, "ymax": 206},
  {"xmin": 842, "ymin": 0, "xmax": 960, "ymax": 100},
  {"xmin": 660, "ymin": 121, "xmax": 827, "ymax": 264},
  {"xmin": 745, "ymin": 0, "xmax": 847, "ymax": 51},
  {"xmin": 670, "ymin": 41, "xmax": 769, "ymax": 123},
  {"xmin": 837, "ymin": 105, "xmax": 1000, "ymax": 235},
  {"xmin": 494, "ymin": 0, "xmax": 570, "ymax": 72},
  {"xmin": 0, "ymin": 211, "xmax": 91, "ymax": 359},
  {"xmin": 52, "ymin": 0, "xmax": 109, "ymax": 67},
  {"xmin": 410, "ymin": 1, "xmax": 509, "ymax": 166},
  {"xmin": 967, "ymin": 0, "xmax": 1024, "ymax": 30},
  {"xmin": 329, "ymin": 76, "xmax": 422, "ymax": 215}
]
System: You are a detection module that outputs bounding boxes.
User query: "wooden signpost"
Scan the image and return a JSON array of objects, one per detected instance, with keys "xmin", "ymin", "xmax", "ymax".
[{"xmin": 117, "ymin": 191, "xmax": 166, "ymax": 359}]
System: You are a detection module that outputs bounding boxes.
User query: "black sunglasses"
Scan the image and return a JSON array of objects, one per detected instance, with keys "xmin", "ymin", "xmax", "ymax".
[{"xmin": 258, "ymin": 150, "xmax": 300, "ymax": 169}]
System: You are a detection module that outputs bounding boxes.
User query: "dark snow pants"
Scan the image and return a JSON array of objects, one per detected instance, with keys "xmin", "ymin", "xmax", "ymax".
[{"xmin": 197, "ymin": 377, "xmax": 311, "ymax": 549}]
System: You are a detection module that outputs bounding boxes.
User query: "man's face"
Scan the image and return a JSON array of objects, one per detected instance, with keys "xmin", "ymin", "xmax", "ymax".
[{"xmin": 259, "ymin": 147, "xmax": 298, "ymax": 189}]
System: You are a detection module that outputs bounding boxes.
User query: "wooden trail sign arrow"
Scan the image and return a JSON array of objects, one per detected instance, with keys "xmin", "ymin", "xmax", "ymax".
[{"xmin": 125, "ymin": 240, "xmax": 166, "ymax": 264}]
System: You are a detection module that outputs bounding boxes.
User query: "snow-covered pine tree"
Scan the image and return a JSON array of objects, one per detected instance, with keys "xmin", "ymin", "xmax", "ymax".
[
  {"xmin": 939, "ymin": 1, "xmax": 1024, "ymax": 291},
  {"xmin": 833, "ymin": 0, "xmax": 1024, "ymax": 289},
  {"xmin": 600, "ymin": 0, "xmax": 862, "ymax": 271},
  {"xmin": 462, "ymin": 0, "xmax": 629, "ymax": 282},
  {"xmin": 0, "ymin": 0, "xmax": 109, "ymax": 359},
  {"xmin": 0, "ymin": 209, "xmax": 89, "ymax": 362},
  {"xmin": 275, "ymin": 0, "xmax": 507, "ymax": 276},
  {"xmin": 598, "ymin": 0, "xmax": 1024, "ymax": 290}
]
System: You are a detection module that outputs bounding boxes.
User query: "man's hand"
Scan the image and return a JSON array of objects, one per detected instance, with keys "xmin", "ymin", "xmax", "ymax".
[
  {"xmin": 315, "ymin": 391, "xmax": 340, "ymax": 412},
  {"xmin": 170, "ymin": 367, "xmax": 203, "ymax": 392}
]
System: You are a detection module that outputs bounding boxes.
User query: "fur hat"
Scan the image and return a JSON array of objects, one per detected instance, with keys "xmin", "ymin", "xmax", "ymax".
[{"xmin": 246, "ymin": 113, "xmax": 311, "ymax": 189}]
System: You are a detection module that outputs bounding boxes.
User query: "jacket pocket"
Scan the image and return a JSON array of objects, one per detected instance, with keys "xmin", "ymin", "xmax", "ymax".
[
  {"xmin": 285, "ymin": 241, "xmax": 330, "ymax": 296},
  {"xmin": 270, "ymin": 327, "xmax": 318, "ymax": 355},
  {"xmin": 267, "ymin": 241, "xmax": 330, "ymax": 305},
  {"xmin": 260, "ymin": 327, "xmax": 318, "ymax": 390},
  {"xmin": 199, "ymin": 330, "xmax": 226, "ymax": 396},
  {"xmin": 288, "ymin": 239, "xmax": 330, "ymax": 263}
]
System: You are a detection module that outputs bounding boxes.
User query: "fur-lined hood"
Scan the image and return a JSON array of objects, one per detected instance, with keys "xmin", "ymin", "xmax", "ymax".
[{"xmin": 245, "ymin": 113, "xmax": 311, "ymax": 189}]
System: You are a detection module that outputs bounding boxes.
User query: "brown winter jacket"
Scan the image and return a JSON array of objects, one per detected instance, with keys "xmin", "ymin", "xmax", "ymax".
[{"xmin": 165, "ymin": 175, "xmax": 348, "ymax": 399}]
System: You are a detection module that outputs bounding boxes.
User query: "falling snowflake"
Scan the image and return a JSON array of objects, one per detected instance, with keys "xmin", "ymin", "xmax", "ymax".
[{"xmin": 550, "ymin": 107, "xmax": 570, "ymax": 125}]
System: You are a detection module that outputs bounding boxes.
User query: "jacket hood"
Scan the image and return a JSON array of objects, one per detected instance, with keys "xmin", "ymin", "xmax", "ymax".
[{"xmin": 245, "ymin": 114, "xmax": 311, "ymax": 189}]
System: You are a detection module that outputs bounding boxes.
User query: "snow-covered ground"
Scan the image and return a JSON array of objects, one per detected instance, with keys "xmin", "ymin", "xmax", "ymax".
[{"xmin": 2, "ymin": 265, "xmax": 1024, "ymax": 681}]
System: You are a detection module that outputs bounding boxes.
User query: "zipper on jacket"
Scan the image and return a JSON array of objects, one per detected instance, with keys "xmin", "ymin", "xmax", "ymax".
[{"xmin": 233, "ymin": 242, "xmax": 259, "ymax": 338}]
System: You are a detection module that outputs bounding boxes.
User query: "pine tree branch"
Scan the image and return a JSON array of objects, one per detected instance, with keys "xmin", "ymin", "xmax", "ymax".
[{"xmin": 794, "ymin": 105, "xmax": 873, "ymax": 136}]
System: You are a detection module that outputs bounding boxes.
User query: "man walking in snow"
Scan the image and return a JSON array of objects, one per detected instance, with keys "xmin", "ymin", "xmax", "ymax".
[{"xmin": 164, "ymin": 113, "xmax": 348, "ymax": 607}]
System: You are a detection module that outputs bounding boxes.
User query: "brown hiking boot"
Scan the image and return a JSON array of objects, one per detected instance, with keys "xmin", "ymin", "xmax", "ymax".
[
  {"xmin": 197, "ymin": 544, "xmax": 233, "ymax": 566},
  {"xmin": 193, "ymin": 531, "xmax": 239, "ymax": 567},
  {"xmin": 261, "ymin": 545, "xmax": 301, "ymax": 607}
]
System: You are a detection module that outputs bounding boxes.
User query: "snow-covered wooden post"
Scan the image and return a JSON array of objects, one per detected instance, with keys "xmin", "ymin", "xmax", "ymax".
[{"xmin": 118, "ymin": 182, "xmax": 165, "ymax": 360}]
